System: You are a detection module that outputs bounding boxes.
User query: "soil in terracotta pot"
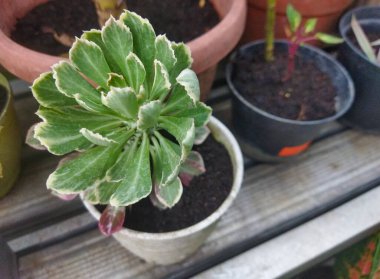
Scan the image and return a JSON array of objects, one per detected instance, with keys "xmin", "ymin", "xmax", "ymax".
[
  {"xmin": 11, "ymin": 0, "xmax": 220, "ymax": 56},
  {"xmin": 232, "ymin": 50, "xmax": 337, "ymax": 121},
  {"xmin": 97, "ymin": 135, "xmax": 233, "ymax": 233},
  {"xmin": 0, "ymin": 86, "xmax": 7, "ymax": 113},
  {"xmin": 11, "ymin": 0, "xmax": 99, "ymax": 56}
]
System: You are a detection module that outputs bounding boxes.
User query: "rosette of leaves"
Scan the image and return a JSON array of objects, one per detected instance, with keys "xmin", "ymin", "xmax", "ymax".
[{"xmin": 28, "ymin": 11, "xmax": 212, "ymax": 235}]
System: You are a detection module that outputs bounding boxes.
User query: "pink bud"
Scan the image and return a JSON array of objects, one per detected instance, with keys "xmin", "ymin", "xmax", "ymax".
[
  {"xmin": 98, "ymin": 205, "xmax": 125, "ymax": 236},
  {"xmin": 179, "ymin": 172, "xmax": 194, "ymax": 187}
]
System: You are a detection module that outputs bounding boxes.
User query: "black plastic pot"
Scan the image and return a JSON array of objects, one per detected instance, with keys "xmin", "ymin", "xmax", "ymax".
[
  {"xmin": 338, "ymin": 6, "xmax": 380, "ymax": 132},
  {"xmin": 226, "ymin": 40, "xmax": 355, "ymax": 161}
]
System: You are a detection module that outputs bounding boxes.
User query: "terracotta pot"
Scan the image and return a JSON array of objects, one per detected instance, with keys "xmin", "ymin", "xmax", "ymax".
[
  {"xmin": 0, "ymin": 0, "xmax": 247, "ymax": 100},
  {"xmin": 0, "ymin": 73, "xmax": 21, "ymax": 198},
  {"xmin": 242, "ymin": 0, "xmax": 353, "ymax": 44},
  {"xmin": 83, "ymin": 117, "xmax": 244, "ymax": 265}
]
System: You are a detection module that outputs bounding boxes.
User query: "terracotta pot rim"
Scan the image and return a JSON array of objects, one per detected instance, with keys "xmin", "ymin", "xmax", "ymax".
[
  {"xmin": 188, "ymin": 0, "xmax": 247, "ymax": 73},
  {"xmin": 0, "ymin": 0, "xmax": 247, "ymax": 82},
  {"xmin": 83, "ymin": 116, "xmax": 244, "ymax": 241},
  {"xmin": 247, "ymin": 0, "xmax": 353, "ymax": 17}
]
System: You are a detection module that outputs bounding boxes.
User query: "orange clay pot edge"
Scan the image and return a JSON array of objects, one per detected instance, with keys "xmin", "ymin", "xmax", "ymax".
[
  {"xmin": 0, "ymin": 0, "xmax": 247, "ymax": 85},
  {"xmin": 247, "ymin": 0, "xmax": 354, "ymax": 17}
]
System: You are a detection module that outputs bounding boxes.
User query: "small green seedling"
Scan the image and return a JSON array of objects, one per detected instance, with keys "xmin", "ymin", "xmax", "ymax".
[{"xmin": 283, "ymin": 4, "xmax": 343, "ymax": 80}]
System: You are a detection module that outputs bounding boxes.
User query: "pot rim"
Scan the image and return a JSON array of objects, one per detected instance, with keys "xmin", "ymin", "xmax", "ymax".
[
  {"xmin": 226, "ymin": 39, "xmax": 355, "ymax": 126},
  {"xmin": 187, "ymin": 0, "xmax": 247, "ymax": 73},
  {"xmin": 83, "ymin": 116, "xmax": 244, "ymax": 240},
  {"xmin": 248, "ymin": 0, "xmax": 354, "ymax": 17},
  {"xmin": 0, "ymin": 0, "xmax": 247, "ymax": 81},
  {"xmin": 0, "ymin": 73, "xmax": 11, "ymax": 121},
  {"xmin": 339, "ymin": 5, "xmax": 380, "ymax": 69}
]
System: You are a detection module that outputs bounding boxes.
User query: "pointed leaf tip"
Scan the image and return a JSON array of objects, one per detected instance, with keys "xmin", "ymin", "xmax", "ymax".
[
  {"xmin": 26, "ymin": 123, "xmax": 47, "ymax": 151},
  {"xmin": 179, "ymin": 172, "xmax": 193, "ymax": 187},
  {"xmin": 286, "ymin": 4, "xmax": 301, "ymax": 33},
  {"xmin": 194, "ymin": 126, "xmax": 211, "ymax": 145},
  {"xmin": 98, "ymin": 205, "xmax": 126, "ymax": 236},
  {"xmin": 51, "ymin": 191, "xmax": 78, "ymax": 201}
]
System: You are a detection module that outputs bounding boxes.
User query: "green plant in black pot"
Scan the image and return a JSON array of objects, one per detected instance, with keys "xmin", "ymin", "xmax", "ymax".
[
  {"xmin": 226, "ymin": 4, "xmax": 354, "ymax": 162},
  {"xmin": 338, "ymin": 7, "xmax": 380, "ymax": 134},
  {"xmin": 351, "ymin": 15, "xmax": 380, "ymax": 65},
  {"xmin": 338, "ymin": 7, "xmax": 380, "ymax": 132}
]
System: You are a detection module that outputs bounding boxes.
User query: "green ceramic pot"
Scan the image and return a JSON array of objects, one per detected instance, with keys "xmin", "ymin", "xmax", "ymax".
[{"xmin": 0, "ymin": 74, "xmax": 21, "ymax": 198}]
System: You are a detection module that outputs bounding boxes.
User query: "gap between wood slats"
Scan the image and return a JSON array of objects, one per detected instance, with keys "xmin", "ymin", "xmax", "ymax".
[
  {"xmin": 15, "ymin": 222, "xmax": 97, "ymax": 258},
  {"xmin": 2, "ymin": 204, "xmax": 86, "ymax": 241}
]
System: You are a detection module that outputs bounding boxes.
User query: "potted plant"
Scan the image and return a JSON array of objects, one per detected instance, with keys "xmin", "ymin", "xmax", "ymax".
[
  {"xmin": 338, "ymin": 6, "xmax": 380, "ymax": 132},
  {"xmin": 226, "ymin": 4, "xmax": 354, "ymax": 161},
  {"xmin": 0, "ymin": 73, "xmax": 21, "ymax": 198},
  {"xmin": 27, "ymin": 11, "xmax": 244, "ymax": 265},
  {"xmin": 0, "ymin": 0, "xmax": 246, "ymax": 100},
  {"xmin": 334, "ymin": 231, "xmax": 380, "ymax": 278},
  {"xmin": 242, "ymin": 0, "xmax": 354, "ymax": 44}
]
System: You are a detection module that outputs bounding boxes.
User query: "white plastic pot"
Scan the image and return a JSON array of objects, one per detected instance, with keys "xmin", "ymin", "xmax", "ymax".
[{"xmin": 83, "ymin": 116, "xmax": 244, "ymax": 265}]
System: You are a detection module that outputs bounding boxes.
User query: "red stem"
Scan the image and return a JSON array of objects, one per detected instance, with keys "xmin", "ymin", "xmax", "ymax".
[{"xmin": 283, "ymin": 33, "xmax": 318, "ymax": 81}]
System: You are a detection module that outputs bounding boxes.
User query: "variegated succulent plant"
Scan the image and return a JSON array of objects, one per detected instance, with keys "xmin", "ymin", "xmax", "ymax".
[{"xmin": 27, "ymin": 11, "xmax": 212, "ymax": 235}]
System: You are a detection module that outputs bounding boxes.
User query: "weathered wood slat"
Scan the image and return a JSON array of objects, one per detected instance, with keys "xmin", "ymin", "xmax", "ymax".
[
  {"xmin": 16, "ymin": 129, "xmax": 380, "ymax": 278},
  {"xmin": 8, "ymin": 213, "xmax": 96, "ymax": 254},
  {"xmin": 196, "ymin": 186, "xmax": 380, "ymax": 279},
  {"xmin": 0, "ymin": 152, "xmax": 84, "ymax": 240}
]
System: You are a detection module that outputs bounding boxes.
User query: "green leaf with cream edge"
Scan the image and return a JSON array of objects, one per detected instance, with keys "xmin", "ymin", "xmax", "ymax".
[{"xmin": 28, "ymin": 10, "xmax": 212, "ymax": 235}]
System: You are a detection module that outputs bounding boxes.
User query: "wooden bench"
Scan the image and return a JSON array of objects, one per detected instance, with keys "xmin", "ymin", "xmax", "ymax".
[{"xmin": 1, "ymin": 69, "xmax": 380, "ymax": 278}]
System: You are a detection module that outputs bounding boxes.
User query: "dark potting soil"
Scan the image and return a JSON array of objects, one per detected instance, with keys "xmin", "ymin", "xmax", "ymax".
[
  {"xmin": 0, "ymin": 86, "xmax": 7, "ymax": 114},
  {"xmin": 11, "ymin": 0, "xmax": 220, "ymax": 56},
  {"xmin": 232, "ymin": 50, "xmax": 337, "ymax": 121},
  {"xmin": 127, "ymin": 0, "xmax": 220, "ymax": 43},
  {"xmin": 11, "ymin": 0, "xmax": 99, "ymax": 56},
  {"xmin": 97, "ymin": 135, "xmax": 233, "ymax": 233}
]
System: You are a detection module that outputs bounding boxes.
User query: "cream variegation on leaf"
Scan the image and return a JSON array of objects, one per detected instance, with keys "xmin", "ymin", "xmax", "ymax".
[{"xmin": 28, "ymin": 11, "xmax": 212, "ymax": 235}]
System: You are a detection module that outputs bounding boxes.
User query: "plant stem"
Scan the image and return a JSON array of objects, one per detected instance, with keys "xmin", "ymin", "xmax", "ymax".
[
  {"xmin": 283, "ymin": 41, "xmax": 298, "ymax": 81},
  {"xmin": 93, "ymin": 0, "xmax": 127, "ymax": 27},
  {"xmin": 265, "ymin": 0, "xmax": 276, "ymax": 62},
  {"xmin": 283, "ymin": 35, "xmax": 317, "ymax": 81}
]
